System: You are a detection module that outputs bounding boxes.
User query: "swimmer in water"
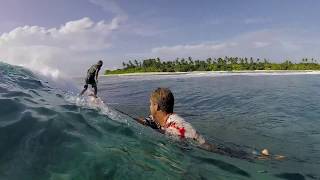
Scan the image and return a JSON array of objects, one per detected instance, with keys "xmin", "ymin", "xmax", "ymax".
[{"xmin": 136, "ymin": 87, "xmax": 285, "ymax": 160}]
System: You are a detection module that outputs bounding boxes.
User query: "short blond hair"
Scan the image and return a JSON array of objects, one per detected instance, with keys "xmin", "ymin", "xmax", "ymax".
[{"xmin": 150, "ymin": 88, "xmax": 174, "ymax": 113}]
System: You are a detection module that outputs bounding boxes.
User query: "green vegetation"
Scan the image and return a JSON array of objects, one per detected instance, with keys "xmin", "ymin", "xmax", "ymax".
[{"xmin": 105, "ymin": 57, "xmax": 320, "ymax": 74}]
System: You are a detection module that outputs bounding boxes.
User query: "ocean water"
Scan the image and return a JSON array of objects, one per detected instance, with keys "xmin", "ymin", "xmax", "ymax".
[{"xmin": 0, "ymin": 63, "xmax": 319, "ymax": 180}]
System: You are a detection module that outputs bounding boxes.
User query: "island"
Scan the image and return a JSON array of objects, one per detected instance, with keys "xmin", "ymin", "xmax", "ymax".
[{"xmin": 104, "ymin": 57, "xmax": 320, "ymax": 75}]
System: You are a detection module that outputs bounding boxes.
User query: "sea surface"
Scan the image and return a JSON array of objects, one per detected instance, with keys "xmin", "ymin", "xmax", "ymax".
[{"xmin": 0, "ymin": 62, "xmax": 319, "ymax": 180}]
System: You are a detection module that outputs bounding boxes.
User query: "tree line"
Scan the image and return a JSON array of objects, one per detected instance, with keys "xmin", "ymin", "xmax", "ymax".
[{"xmin": 105, "ymin": 57, "xmax": 320, "ymax": 74}]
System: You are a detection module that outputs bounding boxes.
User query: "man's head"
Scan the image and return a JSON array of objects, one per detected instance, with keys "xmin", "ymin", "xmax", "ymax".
[
  {"xmin": 150, "ymin": 88, "xmax": 174, "ymax": 117},
  {"xmin": 97, "ymin": 60, "xmax": 103, "ymax": 67}
]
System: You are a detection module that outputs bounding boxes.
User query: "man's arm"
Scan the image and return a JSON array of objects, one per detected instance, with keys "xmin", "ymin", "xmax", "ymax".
[
  {"xmin": 136, "ymin": 117, "xmax": 147, "ymax": 125},
  {"xmin": 138, "ymin": 116, "xmax": 165, "ymax": 133},
  {"xmin": 199, "ymin": 141, "xmax": 285, "ymax": 160},
  {"xmin": 114, "ymin": 108, "xmax": 146, "ymax": 125},
  {"xmin": 198, "ymin": 141, "xmax": 252, "ymax": 160},
  {"xmin": 193, "ymin": 132, "xmax": 252, "ymax": 160},
  {"xmin": 95, "ymin": 68, "xmax": 100, "ymax": 81}
]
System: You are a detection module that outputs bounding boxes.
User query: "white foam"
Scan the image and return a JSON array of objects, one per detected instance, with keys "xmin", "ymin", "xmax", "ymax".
[{"xmin": 65, "ymin": 90, "xmax": 129, "ymax": 125}]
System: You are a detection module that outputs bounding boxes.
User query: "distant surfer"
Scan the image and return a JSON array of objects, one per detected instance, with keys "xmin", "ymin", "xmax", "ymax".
[
  {"xmin": 79, "ymin": 60, "xmax": 103, "ymax": 98},
  {"xmin": 135, "ymin": 87, "xmax": 285, "ymax": 160}
]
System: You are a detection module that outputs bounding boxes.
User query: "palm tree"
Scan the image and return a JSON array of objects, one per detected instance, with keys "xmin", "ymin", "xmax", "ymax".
[{"xmin": 134, "ymin": 60, "xmax": 139, "ymax": 67}]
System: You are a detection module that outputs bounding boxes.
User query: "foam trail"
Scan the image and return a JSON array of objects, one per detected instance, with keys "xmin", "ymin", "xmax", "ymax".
[{"xmin": 65, "ymin": 89, "xmax": 129, "ymax": 124}]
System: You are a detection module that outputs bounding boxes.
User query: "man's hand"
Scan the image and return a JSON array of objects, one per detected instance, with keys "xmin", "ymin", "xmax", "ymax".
[
  {"xmin": 199, "ymin": 142, "xmax": 216, "ymax": 152},
  {"xmin": 136, "ymin": 117, "xmax": 146, "ymax": 125},
  {"xmin": 96, "ymin": 79, "xmax": 98, "ymax": 84},
  {"xmin": 256, "ymin": 149, "xmax": 286, "ymax": 160}
]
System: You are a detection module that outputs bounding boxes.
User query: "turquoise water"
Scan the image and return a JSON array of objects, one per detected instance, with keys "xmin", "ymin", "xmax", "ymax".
[{"xmin": 0, "ymin": 63, "xmax": 319, "ymax": 180}]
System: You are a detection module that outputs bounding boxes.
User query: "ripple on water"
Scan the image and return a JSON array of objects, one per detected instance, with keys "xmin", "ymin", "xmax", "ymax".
[{"xmin": 0, "ymin": 98, "xmax": 26, "ymax": 125}]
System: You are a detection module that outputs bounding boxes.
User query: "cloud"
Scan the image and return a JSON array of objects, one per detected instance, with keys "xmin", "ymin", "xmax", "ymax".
[
  {"xmin": 0, "ymin": 17, "xmax": 121, "ymax": 77},
  {"xmin": 90, "ymin": 0, "xmax": 168, "ymax": 38},
  {"xmin": 144, "ymin": 29, "xmax": 320, "ymax": 61},
  {"xmin": 88, "ymin": 0, "xmax": 128, "ymax": 20},
  {"xmin": 253, "ymin": 41, "xmax": 270, "ymax": 48}
]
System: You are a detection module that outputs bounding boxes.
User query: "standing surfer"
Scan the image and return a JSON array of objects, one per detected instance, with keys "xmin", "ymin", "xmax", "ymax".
[{"xmin": 79, "ymin": 60, "xmax": 103, "ymax": 98}]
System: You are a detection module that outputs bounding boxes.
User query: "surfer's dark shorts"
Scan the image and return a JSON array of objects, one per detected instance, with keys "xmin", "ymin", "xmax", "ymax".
[{"xmin": 84, "ymin": 76, "xmax": 96, "ymax": 88}]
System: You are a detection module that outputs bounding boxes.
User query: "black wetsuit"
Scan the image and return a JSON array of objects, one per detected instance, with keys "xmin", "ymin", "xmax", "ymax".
[
  {"xmin": 142, "ymin": 116, "xmax": 161, "ymax": 130},
  {"xmin": 84, "ymin": 64, "xmax": 100, "ymax": 88}
]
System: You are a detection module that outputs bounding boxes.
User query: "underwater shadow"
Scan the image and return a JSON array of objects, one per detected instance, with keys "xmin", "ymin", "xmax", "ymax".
[
  {"xmin": 192, "ymin": 156, "xmax": 250, "ymax": 178},
  {"xmin": 275, "ymin": 173, "xmax": 305, "ymax": 180}
]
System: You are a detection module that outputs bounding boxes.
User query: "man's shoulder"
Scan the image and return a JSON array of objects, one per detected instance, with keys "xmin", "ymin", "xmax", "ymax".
[
  {"xmin": 167, "ymin": 114, "xmax": 187, "ymax": 124},
  {"xmin": 87, "ymin": 64, "xmax": 98, "ymax": 73}
]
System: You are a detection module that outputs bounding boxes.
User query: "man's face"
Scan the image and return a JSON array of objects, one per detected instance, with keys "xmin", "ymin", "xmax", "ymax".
[{"xmin": 149, "ymin": 99, "xmax": 157, "ymax": 117}]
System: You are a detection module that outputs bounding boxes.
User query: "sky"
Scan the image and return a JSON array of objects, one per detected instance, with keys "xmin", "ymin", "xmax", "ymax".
[{"xmin": 1, "ymin": 0, "xmax": 320, "ymax": 76}]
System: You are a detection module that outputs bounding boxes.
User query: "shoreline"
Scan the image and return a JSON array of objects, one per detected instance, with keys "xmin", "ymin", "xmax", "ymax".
[{"xmin": 102, "ymin": 70, "xmax": 320, "ymax": 77}]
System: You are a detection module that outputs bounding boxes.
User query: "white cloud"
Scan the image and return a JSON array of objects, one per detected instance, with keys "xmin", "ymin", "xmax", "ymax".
[
  {"xmin": 145, "ymin": 29, "xmax": 320, "ymax": 62},
  {"xmin": 88, "ymin": 0, "xmax": 128, "ymax": 26},
  {"xmin": 90, "ymin": 0, "xmax": 167, "ymax": 38},
  {"xmin": 253, "ymin": 41, "xmax": 270, "ymax": 48},
  {"xmin": 0, "ymin": 17, "xmax": 121, "ymax": 77}
]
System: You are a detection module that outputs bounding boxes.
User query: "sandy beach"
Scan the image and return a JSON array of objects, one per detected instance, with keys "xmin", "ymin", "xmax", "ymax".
[{"xmin": 102, "ymin": 70, "xmax": 320, "ymax": 77}]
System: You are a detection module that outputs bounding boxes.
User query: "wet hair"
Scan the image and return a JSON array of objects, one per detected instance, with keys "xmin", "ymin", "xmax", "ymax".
[
  {"xmin": 150, "ymin": 88, "xmax": 174, "ymax": 113},
  {"xmin": 97, "ymin": 60, "xmax": 103, "ymax": 66}
]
